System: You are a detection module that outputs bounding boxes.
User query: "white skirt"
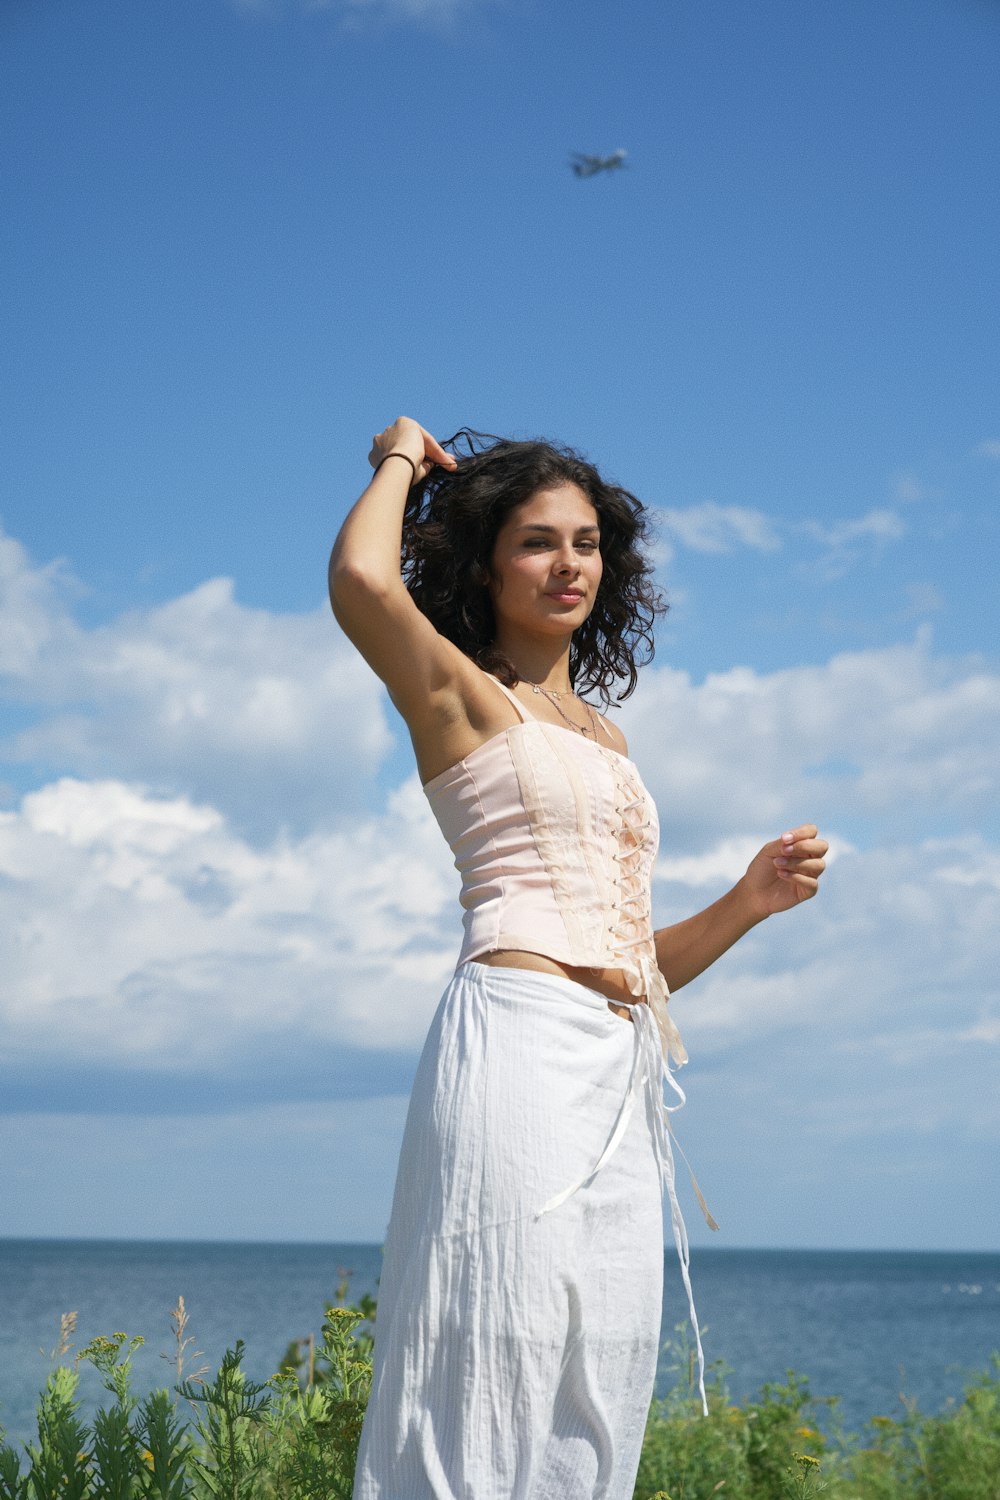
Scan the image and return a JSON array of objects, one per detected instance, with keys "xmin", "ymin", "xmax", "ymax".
[{"xmin": 353, "ymin": 962, "xmax": 688, "ymax": 1500}]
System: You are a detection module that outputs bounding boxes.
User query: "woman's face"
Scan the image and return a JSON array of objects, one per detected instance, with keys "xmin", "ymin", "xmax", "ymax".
[{"xmin": 488, "ymin": 483, "xmax": 603, "ymax": 639}]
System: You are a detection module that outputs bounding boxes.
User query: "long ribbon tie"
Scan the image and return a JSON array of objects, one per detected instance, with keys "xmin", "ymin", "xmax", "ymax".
[{"xmin": 535, "ymin": 997, "xmax": 716, "ymax": 1416}]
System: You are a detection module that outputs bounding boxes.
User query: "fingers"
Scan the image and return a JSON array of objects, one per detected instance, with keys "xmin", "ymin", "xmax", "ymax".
[
  {"xmin": 774, "ymin": 845, "xmax": 827, "ymax": 871},
  {"xmin": 780, "ymin": 864, "xmax": 820, "ymax": 880},
  {"xmin": 741, "ymin": 821, "xmax": 829, "ymax": 912},
  {"xmin": 780, "ymin": 824, "xmax": 819, "ymax": 847},
  {"xmin": 779, "ymin": 827, "xmax": 828, "ymax": 858},
  {"xmin": 778, "ymin": 851, "xmax": 826, "ymax": 869},
  {"xmin": 368, "ymin": 417, "xmax": 458, "ymax": 474},
  {"xmin": 416, "ymin": 423, "xmax": 459, "ymax": 469},
  {"xmin": 760, "ymin": 833, "xmax": 827, "ymax": 861},
  {"xmin": 777, "ymin": 872, "xmax": 821, "ymax": 900},
  {"xmin": 773, "ymin": 824, "xmax": 827, "ymax": 888}
]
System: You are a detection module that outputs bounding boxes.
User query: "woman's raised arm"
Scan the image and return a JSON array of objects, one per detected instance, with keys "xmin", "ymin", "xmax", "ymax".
[{"xmin": 328, "ymin": 417, "xmax": 461, "ymax": 717}]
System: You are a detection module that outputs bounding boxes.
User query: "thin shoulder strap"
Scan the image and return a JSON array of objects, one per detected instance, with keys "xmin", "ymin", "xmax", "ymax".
[
  {"xmin": 484, "ymin": 672, "xmax": 534, "ymax": 723},
  {"xmin": 595, "ymin": 712, "xmax": 618, "ymax": 744}
]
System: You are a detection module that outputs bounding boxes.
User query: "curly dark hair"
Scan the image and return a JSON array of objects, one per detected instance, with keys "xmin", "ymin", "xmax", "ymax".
[{"xmin": 401, "ymin": 429, "xmax": 666, "ymax": 706}]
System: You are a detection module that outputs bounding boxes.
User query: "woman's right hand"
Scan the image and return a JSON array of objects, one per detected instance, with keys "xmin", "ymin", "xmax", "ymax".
[{"xmin": 368, "ymin": 417, "xmax": 458, "ymax": 485}]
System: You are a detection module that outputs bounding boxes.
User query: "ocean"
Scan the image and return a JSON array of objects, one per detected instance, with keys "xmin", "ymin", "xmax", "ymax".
[{"xmin": 1, "ymin": 1240, "xmax": 997, "ymax": 1448}]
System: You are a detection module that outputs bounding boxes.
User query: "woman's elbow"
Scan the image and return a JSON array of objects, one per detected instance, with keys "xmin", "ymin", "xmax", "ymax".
[{"xmin": 328, "ymin": 552, "xmax": 394, "ymax": 621}]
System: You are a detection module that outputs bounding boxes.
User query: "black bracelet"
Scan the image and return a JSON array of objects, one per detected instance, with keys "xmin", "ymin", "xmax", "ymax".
[{"xmin": 375, "ymin": 451, "xmax": 418, "ymax": 482}]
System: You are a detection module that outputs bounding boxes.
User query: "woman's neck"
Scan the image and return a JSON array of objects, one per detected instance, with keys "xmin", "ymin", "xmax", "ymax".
[{"xmin": 493, "ymin": 635, "xmax": 574, "ymax": 696}]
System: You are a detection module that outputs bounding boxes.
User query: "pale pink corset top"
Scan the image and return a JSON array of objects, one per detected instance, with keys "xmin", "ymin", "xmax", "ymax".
[{"xmin": 422, "ymin": 676, "xmax": 688, "ymax": 1069}]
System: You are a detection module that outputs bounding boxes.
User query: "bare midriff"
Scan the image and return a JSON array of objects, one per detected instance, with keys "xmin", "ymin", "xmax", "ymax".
[{"xmin": 473, "ymin": 949, "xmax": 646, "ymax": 1023}]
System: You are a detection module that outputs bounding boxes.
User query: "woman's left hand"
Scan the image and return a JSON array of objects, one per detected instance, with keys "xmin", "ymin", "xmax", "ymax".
[{"xmin": 743, "ymin": 824, "xmax": 829, "ymax": 918}]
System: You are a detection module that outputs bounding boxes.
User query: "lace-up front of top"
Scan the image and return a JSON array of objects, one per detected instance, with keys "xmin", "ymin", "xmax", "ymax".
[{"xmin": 422, "ymin": 675, "xmax": 687, "ymax": 1068}]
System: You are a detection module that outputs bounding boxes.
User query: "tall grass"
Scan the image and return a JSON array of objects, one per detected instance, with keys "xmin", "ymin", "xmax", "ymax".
[{"xmin": 1, "ymin": 1292, "xmax": 997, "ymax": 1499}]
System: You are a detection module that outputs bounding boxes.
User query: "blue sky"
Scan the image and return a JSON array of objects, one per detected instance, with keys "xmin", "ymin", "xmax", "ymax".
[{"xmin": 1, "ymin": 0, "xmax": 998, "ymax": 1250}]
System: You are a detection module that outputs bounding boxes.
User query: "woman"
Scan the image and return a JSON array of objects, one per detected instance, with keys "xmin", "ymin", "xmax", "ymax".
[{"xmin": 329, "ymin": 416, "xmax": 827, "ymax": 1500}]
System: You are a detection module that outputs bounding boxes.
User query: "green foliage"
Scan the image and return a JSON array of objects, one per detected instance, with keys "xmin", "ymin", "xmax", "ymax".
[
  {"xmin": 261, "ymin": 1303, "xmax": 374, "ymax": 1500},
  {"xmin": 0, "ymin": 1440, "xmax": 30, "ymax": 1500},
  {"xmin": 3, "ymin": 1303, "xmax": 998, "ymax": 1500},
  {"xmin": 78, "ymin": 1335, "xmax": 146, "ymax": 1418},
  {"xmin": 278, "ymin": 1271, "xmax": 376, "ymax": 1389},
  {"xmin": 177, "ymin": 1344, "xmax": 272, "ymax": 1500},
  {"xmin": 632, "ymin": 1350, "xmax": 1000, "ymax": 1500},
  {"xmin": 843, "ymin": 1354, "xmax": 1000, "ymax": 1500},
  {"xmin": 91, "ymin": 1403, "xmax": 142, "ymax": 1500},
  {"xmin": 921, "ymin": 1355, "xmax": 1000, "ymax": 1500},
  {"xmin": 134, "ymin": 1392, "xmax": 192, "ymax": 1500},
  {"xmin": 633, "ymin": 1329, "xmax": 834, "ymax": 1500},
  {"xmin": 25, "ymin": 1366, "xmax": 92, "ymax": 1500},
  {"xmin": 781, "ymin": 1452, "xmax": 826, "ymax": 1500}
]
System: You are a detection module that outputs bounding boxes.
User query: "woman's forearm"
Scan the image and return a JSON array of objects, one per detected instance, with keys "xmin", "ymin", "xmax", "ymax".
[
  {"xmin": 654, "ymin": 825, "xmax": 828, "ymax": 991},
  {"xmin": 328, "ymin": 454, "xmax": 415, "ymax": 606},
  {"xmin": 654, "ymin": 877, "xmax": 767, "ymax": 992},
  {"xmin": 329, "ymin": 418, "xmax": 456, "ymax": 614}
]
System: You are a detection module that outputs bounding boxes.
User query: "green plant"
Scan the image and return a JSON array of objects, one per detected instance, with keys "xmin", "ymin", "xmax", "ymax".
[
  {"xmin": 134, "ymin": 1391, "xmax": 193, "ymax": 1500},
  {"xmin": 0, "ymin": 1441, "xmax": 29, "ymax": 1500},
  {"xmin": 634, "ymin": 1346, "xmax": 840, "ymax": 1500},
  {"xmin": 262, "ymin": 1303, "xmax": 374, "ymax": 1500},
  {"xmin": 278, "ymin": 1269, "xmax": 376, "ymax": 1390},
  {"xmin": 634, "ymin": 1329, "xmax": 751, "ymax": 1500},
  {"xmin": 781, "ymin": 1452, "xmax": 826, "ymax": 1500},
  {"xmin": 844, "ymin": 1356, "xmax": 1000, "ymax": 1500},
  {"xmin": 24, "ymin": 1365, "xmax": 92, "ymax": 1500},
  {"xmin": 744, "ymin": 1372, "xmax": 831, "ymax": 1498},
  {"xmin": 0, "ymin": 1297, "xmax": 375, "ymax": 1500},
  {"xmin": 177, "ymin": 1344, "xmax": 271, "ymax": 1500},
  {"xmin": 3, "ymin": 1298, "xmax": 999, "ymax": 1500}
]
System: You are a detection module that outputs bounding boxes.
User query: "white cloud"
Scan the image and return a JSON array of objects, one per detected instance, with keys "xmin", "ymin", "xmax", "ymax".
[
  {"xmin": 336, "ymin": 0, "xmax": 476, "ymax": 14},
  {"xmin": 654, "ymin": 499, "xmax": 910, "ymax": 585},
  {"xmin": 656, "ymin": 837, "xmax": 767, "ymax": 887},
  {"xmin": 672, "ymin": 836, "xmax": 1000, "ymax": 1056},
  {"xmin": 622, "ymin": 632, "xmax": 1000, "ymax": 850},
  {"xmin": 932, "ymin": 838, "xmax": 1000, "ymax": 892},
  {"xmin": 0, "ymin": 531, "xmax": 80, "ymax": 678},
  {"xmin": 656, "ymin": 833, "xmax": 853, "ymax": 889},
  {"xmin": 227, "ymin": 0, "xmax": 482, "ymax": 20},
  {"xmin": 0, "ymin": 528, "xmax": 391, "ymax": 835},
  {"xmin": 654, "ymin": 495, "xmax": 916, "ymax": 566},
  {"xmin": 800, "ymin": 508, "xmax": 906, "ymax": 550},
  {"xmin": 661, "ymin": 834, "xmax": 1000, "ymax": 1245},
  {"xmin": 657, "ymin": 501, "xmax": 781, "ymax": 555},
  {"xmin": 0, "ymin": 774, "xmax": 458, "ymax": 1083},
  {"xmin": 894, "ymin": 472, "xmax": 928, "ymax": 503},
  {"xmin": 973, "ymin": 438, "xmax": 1000, "ymax": 460},
  {"xmin": 900, "ymin": 581, "xmax": 945, "ymax": 618}
]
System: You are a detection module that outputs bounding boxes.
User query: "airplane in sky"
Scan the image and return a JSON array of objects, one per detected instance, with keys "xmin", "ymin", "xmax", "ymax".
[{"xmin": 570, "ymin": 149, "xmax": 628, "ymax": 178}]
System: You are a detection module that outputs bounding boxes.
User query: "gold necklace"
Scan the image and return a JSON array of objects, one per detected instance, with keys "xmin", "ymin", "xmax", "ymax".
[{"xmin": 527, "ymin": 681, "xmax": 600, "ymax": 738}]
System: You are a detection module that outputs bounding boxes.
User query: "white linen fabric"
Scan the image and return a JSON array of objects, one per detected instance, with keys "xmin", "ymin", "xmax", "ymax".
[{"xmin": 353, "ymin": 961, "xmax": 693, "ymax": 1500}]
